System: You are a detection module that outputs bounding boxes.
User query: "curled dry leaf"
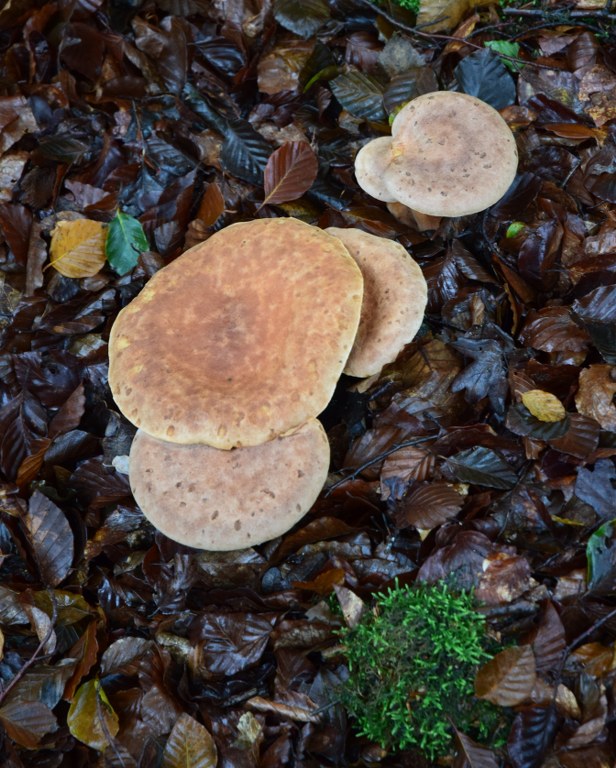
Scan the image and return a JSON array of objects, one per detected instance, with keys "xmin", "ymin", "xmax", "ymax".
[
  {"xmin": 521, "ymin": 389, "xmax": 566, "ymax": 423},
  {"xmin": 49, "ymin": 218, "xmax": 107, "ymax": 278},
  {"xmin": 475, "ymin": 645, "xmax": 537, "ymax": 706}
]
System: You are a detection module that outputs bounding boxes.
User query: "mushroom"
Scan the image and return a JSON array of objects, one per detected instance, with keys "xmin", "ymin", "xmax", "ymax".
[
  {"xmin": 385, "ymin": 91, "xmax": 518, "ymax": 217},
  {"xmin": 326, "ymin": 227, "xmax": 427, "ymax": 377},
  {"xmin": 109, "ymin": 217, "xmax": 364, "ymax": 449},
  {"xmin": 129, "ymin": 419, "xmax": 330, "ymax": 550},
  {"xmin": 354, "ymin": 136, "xmax": 397, "ymax": 203}
]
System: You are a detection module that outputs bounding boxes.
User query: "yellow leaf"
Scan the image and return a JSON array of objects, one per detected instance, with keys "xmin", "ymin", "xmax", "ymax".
[
  {"xmin": 521, "ymin": 389, "xmax": 566, "ymax": 422},
  {"xmin": 417, "ymin": 0, "xmax": 489, "ymax": 32},
  {"xmin": 49, "ymin": 219, "xmax": 107, "ymax": 278},
  {"xmin": 67, "ymin": 679, "xmax": 119, "ymax": 751}
]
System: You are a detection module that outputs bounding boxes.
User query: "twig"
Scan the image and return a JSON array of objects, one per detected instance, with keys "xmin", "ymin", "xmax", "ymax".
[
  {"xmin": 325, "ymin": 434, "xmax": 437, "ymax": 495},
  {"xmin": 503, "ymin": 5, "xmax": 616, "ymax": 18},
  {"xmin": 0, "ymin": 590, "xmax": 58, "ymax": 706},
  {"xmin": 355, "ymin": 0, "xmax": 559, "ymax": 70}
]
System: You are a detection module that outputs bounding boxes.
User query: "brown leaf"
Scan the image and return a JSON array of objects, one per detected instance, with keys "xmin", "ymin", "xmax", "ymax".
[
  {"xmin": 246, "ymin": 694, "xmax": 321, "ymax": 723},
  {"xmin": 162, "ymin": 713, "xmax": 217, "ymax": 768},
  {"xmin": 475, "ymin": 645, "xmax": 537, "ymax": 706},
  {"xmin": 393, "ymin": 481, "xmax": 464, "ymax": 530},
  {"xmin": 63, "ymin": 620, "xmax": 99, "ymax": 701},
  {"xmin": 575, "ymin": 365, "xmax": 616, "ymax": 431},
  {"xmin": 48, "ymin": 382, "xmax": 86, "ymax": 438},
  {"xmin": 380, "ymin": 445, "xmax": 435, "ymax": 500},
  {"xmin": 531, "ymin": 602, "xmax": 566, "ymax": 677},
  {"xmin": 23, "ymin": 491, "xmax": 74, "ymax": 587},
  {"xmin": 49, "ymin": 218, "xmax": 107, "ymax": 278},
  {"xmin": 417, "ymin": 0, "xmax": 488, "ymax": 32},
  {"xmin": 262, "ymin": 142, "xmax": 318, "ymax": 206},
  {"xmin": 0, "ymin": 700, "xmax": 58, "ymax": 749},
  {"xmin": 195, "ymin": 182, "xmax": 225, "ymax": 228}
]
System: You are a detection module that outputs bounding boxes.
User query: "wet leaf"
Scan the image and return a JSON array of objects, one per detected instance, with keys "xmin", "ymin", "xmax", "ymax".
[
  {"xmin": 193, "ymin": 613, "xmax": 275, "ymax": 677},
  {"xmin": 393, "ymin": 481, "xmax": 465, "ymax": 529},
  {"xmin": 531, "ymin": 602, "xmax": 566, "ymax": 678},
  {"xmin": 521, "ymin": 390, "xmax": 566, "ymax": 423},
  {"xmin": 105, "ymin": 211, "xmax": 149, "ymax": 276},
  {"xmin": 67, "ymin": 679, "xmax": 119, "ymax": 751},
  {"xmin": 475, "ymin": 645, "xmax": 537, "ymax": 706},
  {"xmin": 586, "ymin": 519, "xmax": 616, "ymax": 593},
  {"xmin": 507, "ymin": 705, "xmax": 557, "ymax": 768},
  {"xmin": 262, "ymin": 142, "xmax": 318, "ymax": 206},
  {"xmin": 221, "ymin": 118, "xmax": 272, "ymax": 186},
  {"xmin": 575, "ymin": 459, "xmax": 616, "ymax": 521},
  {"xmin": 330, "ymin": 70, "xmax": 386, "ymax": 122},
  {"xmin": 455, "ymin": 49, "xmax": 516, "ymax": 109},
  {"xmin": 506, "ymin": 403, "xmax": 570, "ymax": 440},
  {"xmin": 49, "ymin": 218, "xmax": 107, "ymax": 278},
  {"xmin": 273, "ymin": 0, "xmax": 330, "ymax": 38},
  {"xmin": 445, "ymin": 446, "xmax": 518, "ymax": 489},
  {"xmin": 573, "ymin": 286, "xmax": 616, "ymax": 364},
  {"xmin": 0, "ymin": 700, "xmax": 57, "ymax": 749},
  {"xmin": 454, "ymin": 729, "xmax": 499, "ymax": 768},
  {"xmin": 22, "ymin": 491, "xmax": 74, "ymax": 587},
  {"xmin": 575, "ymin": 365, "xmax": 616, "ymax": 432},
  {"xmin": 162, "ymin": 713, "xmax": 217, "ymax": 768}
]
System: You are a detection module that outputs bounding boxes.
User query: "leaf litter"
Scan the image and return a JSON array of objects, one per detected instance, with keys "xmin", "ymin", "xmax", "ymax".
[{"xmin": 0, "ymin": 0, "xmax": 616, "ymax": 765}]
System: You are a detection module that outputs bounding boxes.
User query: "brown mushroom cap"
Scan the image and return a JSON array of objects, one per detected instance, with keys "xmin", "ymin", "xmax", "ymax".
[
  {"xmin": 385, "ymin": 91, "xmax": 518, "ymax": 217},
  {"xmin": 326, "ymin": 227, "xmax": 427, "ymax": 378},
  {"xmin": 129, "ymin": 419, "xmax": 330, "ymax": 551},
  {"xmin": 109, "ymin": 218, "xmax": 363, "ymax": 449},
  {"xmin": 354, "ymin": 136, "xmax": 397, "ymax": 203}
]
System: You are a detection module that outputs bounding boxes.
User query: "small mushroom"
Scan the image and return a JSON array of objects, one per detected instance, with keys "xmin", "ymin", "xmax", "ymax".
[
  {"xmin": 129, "ymin": 419, "xmax": 330, "ymax": 550},
  {"xmin": 109, "ymin": 217, "xmax": 364, "ymax": 449},
  {"xmin": 385, "ymin": 91, "xmax": 518, "ymax": 217},
  {"xmin": 354, "ymin": 136, "xmax": 397, "ymax": 203},
  {"xmin": 326, "ymin": 227, "xmax": 427, "ymax": 378}
]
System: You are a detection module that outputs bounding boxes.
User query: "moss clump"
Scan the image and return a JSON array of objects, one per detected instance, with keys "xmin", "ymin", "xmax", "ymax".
[{"xmin": 338, "ymin": 581, "xmax": 500, "ymax": 759}]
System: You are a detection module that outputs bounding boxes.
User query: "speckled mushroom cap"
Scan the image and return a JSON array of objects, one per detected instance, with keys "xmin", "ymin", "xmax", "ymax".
[
  {"xmin": 326, "ymin": 227, "xmax": 427, "ymax": 378},
  {"xmin": 108, "ymin": 217, "xmax": 363, "ymax": 449},
  {"xmin": 129, "ymin": 419, "xmax": 330, "ymax": 551},
  {"xmin": 354, "ymin": 136, "xmax": 397, "ymax": 202},
  {"xmin": 385, "ymin": 91, "xmax": 518, "ymax": 217}
]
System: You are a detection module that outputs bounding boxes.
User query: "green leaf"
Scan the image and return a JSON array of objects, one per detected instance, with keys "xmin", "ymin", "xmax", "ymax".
[
  {"xmin": 587, "ymin": 519, "xmax": 616, "ymax": 593},
  {"xmin": 506, "ymin": 221, "xmax": 526, "ymax": 238},
  {"xmin": 162, "ymin": 713, "xmax": 218, "ymax": 768},
  {"xmin": 67, "ymin": 679, "xmax": 119, "ymax": 751},
  {"xmin": 105, "ymin": 211, "xmax": 149, "ymax": 276},
  {"xmin": 484, "ymin": 41, "xmax": 523, "ymax": 72}
]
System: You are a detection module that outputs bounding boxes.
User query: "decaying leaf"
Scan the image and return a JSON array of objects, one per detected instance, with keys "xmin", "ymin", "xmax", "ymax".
[
  {"xmin": 49, "ymin": 218, "xmax": 107, "ymax": 278},
  {"xmin": 575, "ymin": 365, "xmax": 616, "ymax": 431}
]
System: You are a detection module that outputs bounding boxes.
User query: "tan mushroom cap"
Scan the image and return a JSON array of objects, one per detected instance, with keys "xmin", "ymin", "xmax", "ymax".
[
  {"xmin": 385, "ymin": 91, "xmax": 518, "ymax": 217},
  {"xmin": 326, "ymin": 227, "xmax": 427, "ymax": 378},
  {"xmin": 109, "ymin": 217, "xmax": 363, "ymax": 449},
  {"xmin": 129, "ymin": 419, "xmax": 330, "ymax": 551},
  {"xmin": 354, "ymin": 136, "xmax": 397, "ymax": 203}
]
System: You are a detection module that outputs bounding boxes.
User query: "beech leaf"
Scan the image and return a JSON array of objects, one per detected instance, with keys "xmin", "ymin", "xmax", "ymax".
[
  {"xmin": 23, "ymin": 490, "xmax": 74, "ymax": 587},
  {"xmin": 475, "ymin": 645, "xmax": 537, "ymax": 706},
  {"xmin": 520, "ymin": 390, "xmax": 566, "ymax": 423},
  {"xmin": 454, "ymin": 729, "xmax": 499, "ymax": 768},
  {"xmin": 0, "ymin": 700, "xmax": 58, "ymax": 749},
  {"xmin": 162, "ymin": 713, "xmax": 218, "ymax": 768},
  {"xmin": 105, "ymin": 211, "xmax": 149, "ymax": 275},
  {"xmin": 48, "ymin": 218, "xmax": 107, "ymax": 278},
  {"xmin": 445, "ymin": 446, "xmax": 518, "ymax": 490},
  {"xmin": 67, "ymin": 679, "xmax": 119, "ymax": 751},
  {"xmin": 262, "ymin": 142, "xmax": 318, "ymax": 206},
  {"xmin": 393, "ymin": 481, "xmax": 464, "ymax": 529}
]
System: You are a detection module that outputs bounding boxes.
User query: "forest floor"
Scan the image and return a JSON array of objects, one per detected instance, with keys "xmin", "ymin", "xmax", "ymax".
[{"xmin": 0, "ymin": 0, "xmax": 616, "ymax": 766}]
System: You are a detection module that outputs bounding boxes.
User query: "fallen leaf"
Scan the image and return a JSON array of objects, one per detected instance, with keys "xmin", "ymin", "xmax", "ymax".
[
  {"xmin": 67, "ymin": 679, "xmax": 119, "ymax": 751},
  {"xmin": 162, "ymin": 713, "xmax": 217, "ymax": 768},
  {"xmin": 49, "ymin": 218, "xmax": 107, "ymax": 278},
  {"xmin": 521, "ymin": 389, "xmax": 566, "ymax": 423},
  {"xmin": 475, "ymin": 645, "xmax": 537, "ymax": 706},
  {"xmin": 262, "ymin": 141, "xmax": 319, "ymax": 206}
]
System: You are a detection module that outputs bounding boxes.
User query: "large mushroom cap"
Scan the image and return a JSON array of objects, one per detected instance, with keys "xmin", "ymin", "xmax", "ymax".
[
  {"xmin": 385, "ymin": 91, "xmax": 518, "ymax": 217},
  {"xmin": 354, "ymin": 136, "xmax": 397, "ymax": 203},
  {"xmin": 326, "ymin": 227, "xmax": 427, "ymax": 377},
  {"xmin": 109, "ymin": 217, "xmax": 363, "ymax": 448},
  {"xmin": 129, "ymin": 419, "xmax": 330, "ymax": 551}
]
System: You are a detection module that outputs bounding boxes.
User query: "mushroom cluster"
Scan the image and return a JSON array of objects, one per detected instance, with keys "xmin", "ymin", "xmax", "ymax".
[
  {"xmin": 355, "ymin": 91, "xmax": 518, "ymax": 223},
  {"xmin": 108, "ymin": 217, "xmax": 427, "ymax": 550}
]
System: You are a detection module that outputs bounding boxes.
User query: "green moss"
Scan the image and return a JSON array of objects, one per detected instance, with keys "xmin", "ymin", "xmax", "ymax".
[{"xmin": 338, "ymin": 581, "xmax": 502, "ymax": 759}]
